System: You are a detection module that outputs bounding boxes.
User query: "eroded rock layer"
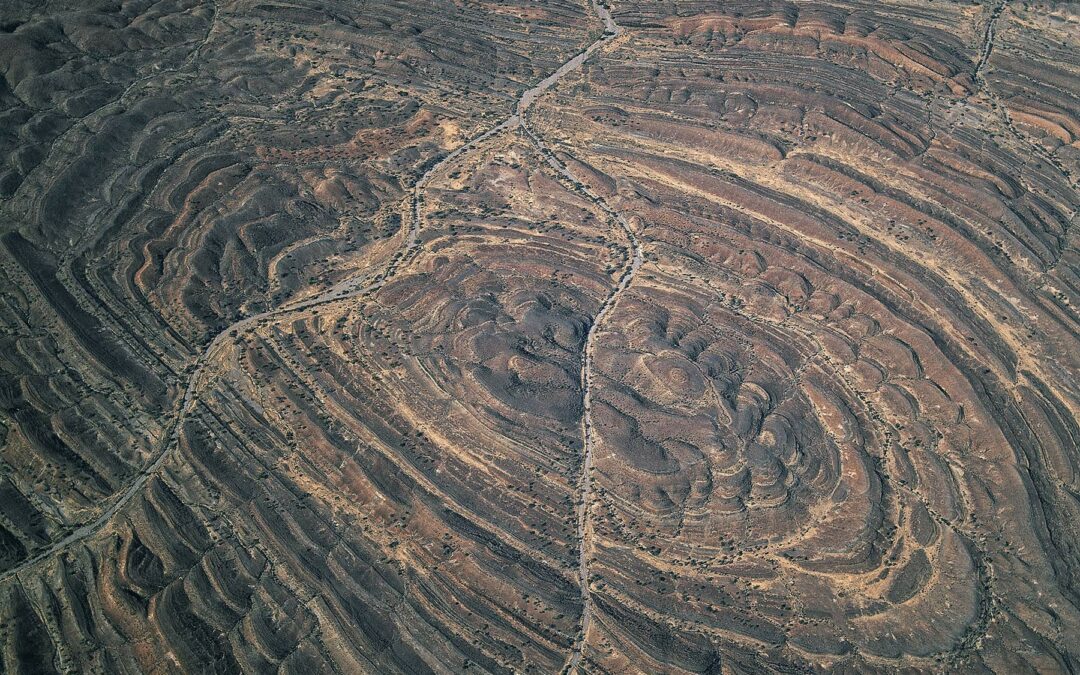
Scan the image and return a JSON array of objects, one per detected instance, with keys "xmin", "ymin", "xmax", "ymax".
[{"xmin": 0, "ymin": 0, "xmax": 1077, "ymax": 673}]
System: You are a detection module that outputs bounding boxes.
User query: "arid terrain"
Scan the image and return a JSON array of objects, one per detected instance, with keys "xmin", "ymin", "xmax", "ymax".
[{"xmin": 0, "ymin": 0, "xmax": 1078, "ymax": 672}]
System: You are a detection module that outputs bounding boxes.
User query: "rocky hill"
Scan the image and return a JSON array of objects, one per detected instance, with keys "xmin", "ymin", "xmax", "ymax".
[{"xmin": 0, "ymin": 0, "xmax": 1077, "ymax": 672}]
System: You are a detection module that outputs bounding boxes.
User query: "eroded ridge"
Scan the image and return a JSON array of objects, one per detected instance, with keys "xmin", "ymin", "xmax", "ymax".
[
  {"xmin": 0, "ymin": 0, "xmax": 628, "ymax": 589},
  {"xmin": 1, "ymin": 0, "xmax": 1079, "ymax": 672},
  {"xmin": 522, "ymin": 1, "xmax": 1080, "ymax": 671},
  {"xmin": 517, "ymin": 4, "xmax": 647, "ymax": 672},
  {"xmin": 0, "ymin": 0, "xmax": 637, "ymax": 671}
]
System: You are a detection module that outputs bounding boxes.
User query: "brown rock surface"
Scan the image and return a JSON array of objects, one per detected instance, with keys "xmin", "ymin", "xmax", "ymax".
[{"xmin": 0, "ymin": 0, "xmax": 1077, "ymax": 673}]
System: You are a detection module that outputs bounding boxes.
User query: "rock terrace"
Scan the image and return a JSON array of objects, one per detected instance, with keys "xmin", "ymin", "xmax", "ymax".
[{"xmin": 0, "ymin": 0, "xmax": 1078, "ymax": 673}]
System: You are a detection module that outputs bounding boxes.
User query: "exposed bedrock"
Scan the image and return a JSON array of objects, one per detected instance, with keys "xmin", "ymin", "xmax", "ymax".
[
  {"xmin": 0, "ymin": 0, "xmax": 592, "ymax": 579},
  {"xmin": 1, "ymin": 0, "xmax": 1078, "ymax": 673}
]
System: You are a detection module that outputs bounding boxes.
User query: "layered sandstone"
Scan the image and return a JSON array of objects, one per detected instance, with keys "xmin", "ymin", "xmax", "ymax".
[{"xmin": 1, "ymin": 0, "xmax": 1077, "ymax": 673}]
